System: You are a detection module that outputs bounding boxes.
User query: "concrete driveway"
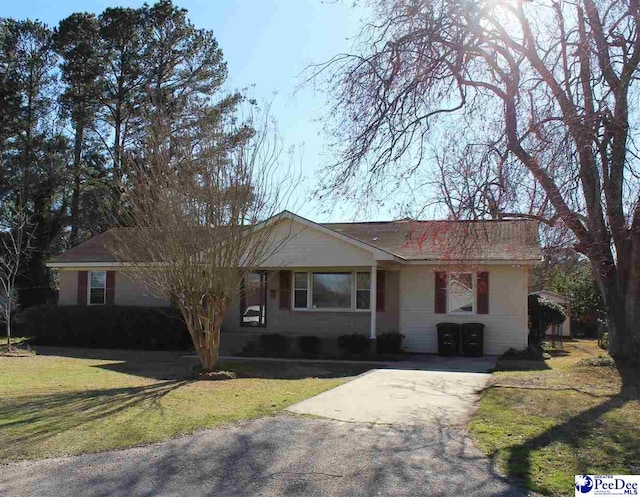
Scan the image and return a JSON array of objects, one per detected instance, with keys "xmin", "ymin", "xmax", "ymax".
[{"xmin": 287, "ymin": 355, "xmax": 497, "ymax": 425}]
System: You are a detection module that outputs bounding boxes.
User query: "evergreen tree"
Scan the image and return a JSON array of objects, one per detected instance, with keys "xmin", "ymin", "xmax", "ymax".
[{"xmin": 54, "ymin": 13, "xmax": 105, "ymax": 246}]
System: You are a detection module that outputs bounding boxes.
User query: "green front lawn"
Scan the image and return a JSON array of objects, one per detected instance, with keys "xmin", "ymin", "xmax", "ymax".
[
  {"xmin": 470, "ymin": 340, "xmax": 640, "ymax": 496},
  {"xmin": 0, "ymin": 346, "xmax": 369, "ymax": 462}
]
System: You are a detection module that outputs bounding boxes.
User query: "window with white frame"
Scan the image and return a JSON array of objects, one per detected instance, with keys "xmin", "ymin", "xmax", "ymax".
[
  {"xmin": 356, "ymin": 272, "xmax": 371, "ymax": 310},
  {"xmin": 89, "ymin": 271, "xmax": 107, "ymax": 305},
  {"xmin": 293, "ymin": 272, "xmax": 309, "ymax": 309},
  {"xmin": 292, "ymin": 271, "xmax": 374, "ymax": 311},
  {"xmin": 448, "ymin": 272, "xmax": 474, "ymax": 313}
]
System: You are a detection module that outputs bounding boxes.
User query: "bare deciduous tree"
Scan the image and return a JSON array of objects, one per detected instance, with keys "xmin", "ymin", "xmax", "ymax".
[
  {"xmin": 313, "ymin": 0, "xmax": 640, "ymax": 365},
  {"xmin": 0, "ymin": 206, "xmax": 35, "ymax": 349},
  {"xmin": 109, "ymin": 108, "xmax": 295, "ymax": 371}
]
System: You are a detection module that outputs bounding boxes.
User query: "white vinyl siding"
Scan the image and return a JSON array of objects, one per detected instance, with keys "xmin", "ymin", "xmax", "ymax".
[
  {"xmin": 399, "ymin": 265, "xmax": 528, "ymax": 355},
  {"xmin": 259, "ymin": 219, "xmax": 376, "ymax": 267}
]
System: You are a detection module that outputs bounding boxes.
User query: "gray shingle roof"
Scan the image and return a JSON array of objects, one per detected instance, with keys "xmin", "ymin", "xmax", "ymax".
[
  {"xmin": 322, "ymin": 219, "xmax": 541, "ymax": 261},
  {"xmin": 50, "ymin": 218, "xmax": 541, "ymax": 264},
  {"xmin": 50, "ymin": 229, "xmax": 132, "ymax": 263}
]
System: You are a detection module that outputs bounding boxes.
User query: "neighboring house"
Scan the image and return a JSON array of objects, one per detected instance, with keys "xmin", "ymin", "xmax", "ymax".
[
  {"xmin": 47, "ymin": 211, "xmax": 542, "ymax": 355},
  {"xmin": 530, "ymin": 290, "xmax": 572, "ymax": 338}
]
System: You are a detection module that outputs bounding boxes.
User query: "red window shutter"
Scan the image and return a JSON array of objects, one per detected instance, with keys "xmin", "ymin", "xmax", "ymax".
[
  {"xmin": 434, "ymin": 271, "xmax": 447, "ymax": 314},
  {"xmin": 77, "ymin": 271, "xmax": 88, "ymax": 306},
  {"xmin": 376, "ymin": 270, "xmax": 385, "ymax": 311},
  {"xmin": 279, "ymin": 270, "xmax": 291, "ymax": 310},
  {"xmin": 477, "ymin": 271, "xmax": 489, "ymax": 314},
  {"xmin": 106, "ymin": 271, "xmax": 116, "ymax": 305}
]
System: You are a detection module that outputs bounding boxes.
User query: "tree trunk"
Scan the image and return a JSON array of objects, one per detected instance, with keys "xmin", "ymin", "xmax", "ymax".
[
  {"xmin": 197, "ymin": 329, "xmax": 220, "ymax": 372},
  {"xmin": 597, "ymin": 261, "xmax": 640, "ymax": 368},
  {"xmin": 180, "ymin": 303, "xmax": 222, "ymax": 372},
  {"xmin": 69, "ymin": 123, "xmax": 84, "ymax": 247}
]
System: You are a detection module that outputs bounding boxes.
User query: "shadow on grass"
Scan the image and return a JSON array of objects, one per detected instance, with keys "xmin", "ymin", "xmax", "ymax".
[
  {"xmin": 500, "ymin": 366, "xmax": 640, "ymax": 494},
  {"xmin": 545, "ymin": 349, "xmax": 571, "ymax": 357},
  {"xmin": 35, "ymin": 346, "xmax": 192, "ymax": 362},
  {"xmin": 219, "ymin": 360, "xmax": 375, "ymax": 380},
  {"xmin": 0, "ymin": 381, "xmax": 189, "ymax": 456},
  {"xmin": 494, "ymin": 357, "xmax": 551, "ymax": 372},
  {"xmin": 35, "ymin": 346, "xmax": 375, "ymax": 381},
  {"xmin": 94, "ymin": 358, "xmax": 374, "ymax": 381}
]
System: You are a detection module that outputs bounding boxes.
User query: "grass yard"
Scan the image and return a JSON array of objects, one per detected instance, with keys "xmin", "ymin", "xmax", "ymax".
[
  {"xmin": 469, "ymin": 339, "xmax": 640, "ymax": 496},
  {"xmin": 0, "ymin": 345, "xmax": 370, "ymax": 462}
]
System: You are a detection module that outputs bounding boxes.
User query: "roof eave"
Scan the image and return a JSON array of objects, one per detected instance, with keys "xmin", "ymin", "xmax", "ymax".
[
  {"xmin": 397, "ymin": 258, "xmax": 542, "ymax": 265},
  {"xmin": 46, "ymin": 261, "xmax": 122, "ymax": 268}
]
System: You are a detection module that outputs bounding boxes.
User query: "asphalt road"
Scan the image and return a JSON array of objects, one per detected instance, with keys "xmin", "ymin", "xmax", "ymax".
[{"xmin": 0, "ymin": 414, "xmax": 527, "ymax": 497}]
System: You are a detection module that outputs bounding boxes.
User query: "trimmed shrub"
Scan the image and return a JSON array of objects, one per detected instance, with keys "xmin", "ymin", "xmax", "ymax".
[
  {"xmin": 298, "ymin": 335, "xmax": 321, "ymax": 358},
  {"xmin": 576, "ymin": 354, "xmax": 616, "ymax": 368},
  {"xmin": 16, "ymin": 305, "xmax": 192, "ymax": 350},
  {"xmin": 258, "ymin": 333, "xmax": 289, "ymax": 357},
  {"xmin": 502, "ymin": 346, "xmax": 547, "ymax": 360},
  {"xmin": 337, "ymin": 333, "xmax": 370, "ymax": 356},
  {"xmin": 528, "ymin": 295, "xmax": 567, "ymax": 349},
  {"xmin": 376, "ymin": 331, "xmax": 405, "ymax": 355}
]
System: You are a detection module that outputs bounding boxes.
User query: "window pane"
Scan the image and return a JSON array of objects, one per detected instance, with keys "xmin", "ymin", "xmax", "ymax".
[
  {"xmin": 356, "ymin": 272, "xmax": 370, "ymax": 290},
  {"xmin": 294, "ymin": 272, "xmax": 307, "ymax": 290},
  {"xmin": 294, "ymin": 290, "xmax": 307, "ymax": 309},
  {"xmin": 312, "ymin": 273, "xmax": 351, "ymax": 309},
  {"xmin": 90, "ymin": 271, "xmax": 106, "ymax": 289},
  {"xmin": 90, "ymin": 288, "xmax": 105, "ymax": 305},
  {"xmin": 242, "ymin": 272, "xmax": 266, "ymax": 326},
  {"xmin": 356, "ymin": 290, "xmax": 370, "ymax": 310},
  {"xmin": 449, "ymin": 273, "xmax": 474, "ymax": 313}
]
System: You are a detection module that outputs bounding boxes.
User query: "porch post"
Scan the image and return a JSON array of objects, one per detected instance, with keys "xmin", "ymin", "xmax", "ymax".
[{"xmin": 370, "ymin": 262, "xmax": 377, "ymax": 340}]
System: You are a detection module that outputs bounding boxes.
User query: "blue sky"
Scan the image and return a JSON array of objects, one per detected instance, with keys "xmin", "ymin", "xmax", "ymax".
[{"xmin": 5, "ymin": 0, "xmax": 399, "ymax": 222}]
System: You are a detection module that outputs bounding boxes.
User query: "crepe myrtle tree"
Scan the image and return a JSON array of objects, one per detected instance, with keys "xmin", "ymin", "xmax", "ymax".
[
  {"xmin": 109, "ymin": 108, "xmax": 295, "ymax": 371},
  {"xmin": 314, "ymin": 0, "xmax": 640, "ymax": 366},
  {"xmin": 0, "ymin": 206, "xmax": 35, "ymax": 349}
]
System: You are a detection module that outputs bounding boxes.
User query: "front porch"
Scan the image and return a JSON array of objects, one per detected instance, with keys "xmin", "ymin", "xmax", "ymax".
[{"xmin": 221, "ymin": 267, "xmax": 400, "ymax": 344}]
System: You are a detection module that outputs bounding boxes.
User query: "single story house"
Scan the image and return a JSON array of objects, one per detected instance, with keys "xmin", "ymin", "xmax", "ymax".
[
  {"xmin": 47, "ymin": 211, "xmax": 542, "ymax": 355},
  {"xmin": 530, "ymin": 290, "xmax": 572, "ymax": 338}
]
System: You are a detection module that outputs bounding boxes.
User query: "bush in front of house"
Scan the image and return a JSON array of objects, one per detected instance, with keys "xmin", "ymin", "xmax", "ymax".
[
  {"xmin": 376, "ymin": 331, "xmax": 405, "ymax": 355},
  {"xmin": 16, "ymin": 305, "xmax": 192, "ymax": 350},
  {"xmin": 502, "ymin": 345, "xmax": 547, "ymax": 361},
  {"xmin": 258, "ymin": 333, "xmax": 289, "ymax": 357},
  {"xmin": 575, "ymin": 354, "xmax": 616, "ymax": 368},
  {"xmin": 528, "ymin": 295, "xmax": 567, "ymax": 350},
  {"xmin": 337, "ymin": 333, "xmax": 370, "ymax": 357},
  {"xmin": 298, "ymin": 335, "xmax": 321, "ymax": 358}
]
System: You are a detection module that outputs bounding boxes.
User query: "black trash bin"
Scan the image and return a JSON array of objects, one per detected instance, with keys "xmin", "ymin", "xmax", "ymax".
[
  {"xmin": 437, "ymin": 323, "xmax": 460, "ymax": 356},
  {"xmin": 461, "ymin": 323, "xmax": 484, "ymax": 357}
]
